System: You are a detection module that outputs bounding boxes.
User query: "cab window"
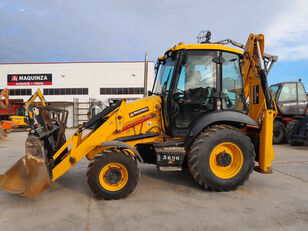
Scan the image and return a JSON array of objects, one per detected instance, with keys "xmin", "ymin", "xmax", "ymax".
[
  {"xmin": 298, "ymin": 83, "xmax": 307, "ymax": 101},
  {"xmin": 278, "ymin": 83, "xmax": 297, "ymax": 102},
  {"xmin": 153, "ymin": 58, "xmax": 175, "ymax": 95},
  {"xmin": 222, "ymin": 52, "xmax": 246, "ymax": 111},
  {"xmin": 270, "ymin": 85, "xmax": 279, "ymax": 99}
]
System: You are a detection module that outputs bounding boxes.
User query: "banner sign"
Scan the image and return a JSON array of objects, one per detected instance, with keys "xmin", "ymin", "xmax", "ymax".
[{"xmin": 7, "ymin": 74, "xmax": 52, "ymax": 86}]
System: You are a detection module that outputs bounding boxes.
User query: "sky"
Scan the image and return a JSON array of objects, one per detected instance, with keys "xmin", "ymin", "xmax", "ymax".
[{"xmin": 0, "ymin": 0, "xmax": 307, "ymax": 89}]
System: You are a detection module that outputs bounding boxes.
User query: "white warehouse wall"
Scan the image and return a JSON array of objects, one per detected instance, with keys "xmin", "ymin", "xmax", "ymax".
[{"xmin": 0, "ymin": 61, "xmax": 155, "ymax": 127}]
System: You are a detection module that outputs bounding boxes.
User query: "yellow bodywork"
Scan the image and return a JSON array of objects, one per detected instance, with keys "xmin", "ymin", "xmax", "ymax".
[
  {"xmin": 10, "ymin": 116, "xmax": 27, "ymax": 126},
  {"xmin": 241, "ymin": 34, "xmax": 277, "ymax": 173},
  {"xmin": 52, "ymin": 95, "xmax": 164, "ymax": 181},
  {"xmin": 159, "ymin": 43, "xmax": 243, "ymax": 60}
]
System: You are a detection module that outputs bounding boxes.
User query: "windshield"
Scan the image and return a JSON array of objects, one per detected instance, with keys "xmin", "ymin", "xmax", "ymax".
[
  {"xmin": 16, "ymin": 107, "xmax": 28, "ymax": 116},
  {"xmin": 270, "ymin": 85, "xmax": 279, "ymax": 99},
  {"xmin": 153, "ymin": 58, "xmax": 176, "ymax": 95}
]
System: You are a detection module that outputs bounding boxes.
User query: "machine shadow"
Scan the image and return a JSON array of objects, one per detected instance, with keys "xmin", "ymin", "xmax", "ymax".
[
  {"xmin": 52, "ymin": 166, "xmax": 91, "ymax": 197},
  {"xmin": 53, "ymin": 164, "xmax": 202, "ymax": 198},
  {"xmin": 140, "ymin": 164, "xmax": 201, "ymax": 190}
]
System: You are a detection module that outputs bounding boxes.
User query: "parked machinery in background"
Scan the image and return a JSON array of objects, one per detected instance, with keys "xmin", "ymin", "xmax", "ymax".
[
  {"xmin": 0, "ymin": 88, "xmax": 29, "ymax": 128},
  {"xmin": 9, "ymin": 106, "xmax": 29, "ymax": 127},
  {"xmin": 88, "ymin": 98, "xmax": 106, "ymax": 121},
  {"xmin": 0, "ymin": 88, "xmax": 18, "ymax": 134},
  {"xmin": 270, "ymin": 80, "xmax": 308, "ymax": 145}
]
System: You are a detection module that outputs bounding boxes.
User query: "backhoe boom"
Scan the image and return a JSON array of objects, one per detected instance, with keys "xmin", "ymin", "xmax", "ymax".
[{"xmin": 241, "ymin": 34, "xmax": 278, "ymax": 173}]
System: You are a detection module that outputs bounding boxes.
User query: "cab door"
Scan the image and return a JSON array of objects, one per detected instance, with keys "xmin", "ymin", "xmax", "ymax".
[
  {"xmin": 170, "ymin": 50, "xmax": 217, "ymax": 135},
  {"xmin": 277, "ymin": 83, "xmax": 298, "ymax": 115},
  {"xmin": 297, "ymin": 82, "xmax": 308, "ymax": 115}
]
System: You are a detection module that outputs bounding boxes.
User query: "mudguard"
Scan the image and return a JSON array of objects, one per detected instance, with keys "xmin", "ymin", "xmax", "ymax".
[
  {"xmin": 189, "ymin": 110, "xmax": 258, "ymax": 138},
  {"xmin": 101, "ymin": 141, "xmax": 144, "ymax": 163}
]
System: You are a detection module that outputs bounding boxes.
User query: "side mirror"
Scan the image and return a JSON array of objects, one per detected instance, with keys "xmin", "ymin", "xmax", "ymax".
[{"xmin": 148, "ymin": 91, "xmax": 153, "ymax": 96}]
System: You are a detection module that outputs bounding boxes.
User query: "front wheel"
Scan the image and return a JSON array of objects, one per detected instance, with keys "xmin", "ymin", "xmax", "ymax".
[
  {"xmin": 87, "ymin": 149, "xmax": 140, "ymax": 200},
  {"xmin": 188, "ymin": 125, "xmax": 255, "ymax": 191}
]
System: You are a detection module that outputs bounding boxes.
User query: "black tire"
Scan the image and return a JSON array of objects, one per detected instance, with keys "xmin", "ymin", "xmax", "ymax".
[
  {"xmin": 273, "ymin": 120, "xmax": 285, "ymax": 144},
  {"xmin": 286, "ymin": 119, "xmax": 304, "ymax": 146},
  {"xmin": 87, "ymin": 149, "xmax": 140, "ymax": 200},
  {"xmin": 188, "ymin": 125, "xmax": 255, "ymax": 191}
]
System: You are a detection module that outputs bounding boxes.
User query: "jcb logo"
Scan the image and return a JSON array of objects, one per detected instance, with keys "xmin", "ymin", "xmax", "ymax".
[{"xmin": 11, "ymin": 75, "xmax": 18, "ymax": 81}]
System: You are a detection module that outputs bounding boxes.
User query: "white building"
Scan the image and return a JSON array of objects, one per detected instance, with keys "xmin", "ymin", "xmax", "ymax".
[{"xmin": 0, "ymin": 61, "xmax": 155, "ymax": 127}]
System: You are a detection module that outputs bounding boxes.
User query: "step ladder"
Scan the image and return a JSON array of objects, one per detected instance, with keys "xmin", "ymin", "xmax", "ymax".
[{"xmin": 73, "ymin": 98, "xmax": 91, "ymax": 127}]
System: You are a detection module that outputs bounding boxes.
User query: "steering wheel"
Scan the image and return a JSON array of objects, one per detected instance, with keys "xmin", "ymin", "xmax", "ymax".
[{"xmin": 173, "ymin": 89, "xmax": 185, "ymax": 101}]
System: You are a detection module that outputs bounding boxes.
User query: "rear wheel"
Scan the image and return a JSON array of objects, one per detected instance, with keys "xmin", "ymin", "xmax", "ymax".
[
  {"xmin": 87, "ymin": 149, "xmax": 139, "ymax": 200},
  {"xmin": 273, "ymin": 120, "xmax": 285, "ymax": 144},
  {"xmin": 286, "ymin": 119, "xmax": 304, "ymax": 146},
  {"xmin": 188, "ymin": 125, "xmax": 255, "ymax": 191}
]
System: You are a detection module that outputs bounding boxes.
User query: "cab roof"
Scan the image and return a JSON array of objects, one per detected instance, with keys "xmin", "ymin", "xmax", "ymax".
[{"xmin": 158, "ymin": 43, "xmax": 243, "ymax": 60}]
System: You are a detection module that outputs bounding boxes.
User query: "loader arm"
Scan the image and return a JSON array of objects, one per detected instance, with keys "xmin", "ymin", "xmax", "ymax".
[{"xmin": 51, "ymin": 96, "xmax": 163, "ymax": 181}]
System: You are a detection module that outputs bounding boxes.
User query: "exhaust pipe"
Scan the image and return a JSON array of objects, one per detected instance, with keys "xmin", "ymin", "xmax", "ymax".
[{"xmin": 144, "ymin": 52, "xmax": 148, "ymax": 97}]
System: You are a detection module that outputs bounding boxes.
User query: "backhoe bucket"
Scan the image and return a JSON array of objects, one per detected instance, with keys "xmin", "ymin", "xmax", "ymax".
[{"xmin": 0, "ymin": 136, "xmax": 52, "ymax": 197}]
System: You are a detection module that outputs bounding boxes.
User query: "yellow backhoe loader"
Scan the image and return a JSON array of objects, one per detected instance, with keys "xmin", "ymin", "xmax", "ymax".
[
  {"xmin": 0, "ymin": 32, "xmax": 278, "ymax": 199},
  {"xmin": 0, "ymin": 88, "xmax": 18, "ymax": 137}
]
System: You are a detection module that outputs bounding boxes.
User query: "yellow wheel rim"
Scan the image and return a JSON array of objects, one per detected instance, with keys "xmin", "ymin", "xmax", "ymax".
[
  {"xmin": 99, "ymin": 163, "xmax": 128, "ymax": 191},
  {"xmin": 209, "ymin": 142, "xmax": 243, "ymax": 179}
]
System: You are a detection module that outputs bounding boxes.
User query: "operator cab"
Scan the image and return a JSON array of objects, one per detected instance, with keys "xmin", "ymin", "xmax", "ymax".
[
  {"xmin": 270, "ymin": 81, "xmax": 307, "ymax": 116},
  {"xmin": 153, "ymin": 44, "xmax": 247, "ymax": 137}
]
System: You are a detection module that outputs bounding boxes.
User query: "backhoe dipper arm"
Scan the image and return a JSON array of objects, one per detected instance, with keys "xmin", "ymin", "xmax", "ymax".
[
  {"xmin": 241, "ymin": 34, "xmax": 278, "ymax": 173},
  {"xmin": 24, "ymin": 89, "xmax": 47, "ymax": 119}
]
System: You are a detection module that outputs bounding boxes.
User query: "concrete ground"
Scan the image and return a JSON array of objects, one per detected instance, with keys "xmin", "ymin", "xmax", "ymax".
[{"xmin": 0, "ymin": 130, "xmax": 307, "ymax": 231}]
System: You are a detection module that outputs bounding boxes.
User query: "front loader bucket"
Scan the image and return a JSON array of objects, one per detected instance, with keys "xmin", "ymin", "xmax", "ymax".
[{"xmin": 0, "ymin": 136, "xmax": 52, "ymax": 197}]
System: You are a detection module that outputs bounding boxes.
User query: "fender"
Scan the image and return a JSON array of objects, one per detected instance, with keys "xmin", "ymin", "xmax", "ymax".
[
  {"xmin": 101, "ymin": 141, "xmax": 144, "ymax": 163},
  {"xmin": 189, "ymin": 110, "xmax": 258, "ymax": 138}
]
